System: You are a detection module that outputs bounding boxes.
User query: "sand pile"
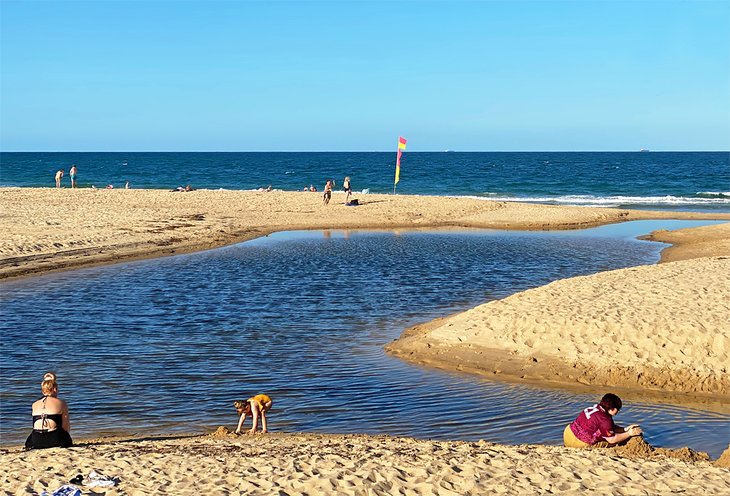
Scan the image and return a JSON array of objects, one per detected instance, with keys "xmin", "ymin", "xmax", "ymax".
[
  {"xmin": 716, "ymin": 446, "xmax": 730, "ymax": 469},
  {"xmin": 610, "ymin": 436, "xmax": 711, "ymax": 463}
]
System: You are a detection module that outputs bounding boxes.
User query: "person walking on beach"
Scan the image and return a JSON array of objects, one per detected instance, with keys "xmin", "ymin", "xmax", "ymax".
[
  {"xmin": 26, "ymin": 372, "xmax": 73, "ymax": 449},
  {"xmin": 343, "ymin": 176, "xmax": 352, "ymax": 205},
  {"xmin": 234, "ymin": 394, "xmax": 273, "ymax": 434},
  {"xmin": 55, "ymin": 169, "xmax": 64, "ymax": 188},
  {"xmin": 323, "ymin": 179, "xmax": 333, "ymax": 205},
  {"xmin": 564, "ymin": 393, "xmax": 642, "ymax": 448},
  {"xmin": 69, "ymin": 165, "xmax": 77, "ymax": 188}
]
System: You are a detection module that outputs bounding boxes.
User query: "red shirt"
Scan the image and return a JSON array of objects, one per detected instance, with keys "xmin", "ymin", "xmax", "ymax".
[{"xmin": 570, "ymin": 404, "xmax": 615, "ymax": 445}]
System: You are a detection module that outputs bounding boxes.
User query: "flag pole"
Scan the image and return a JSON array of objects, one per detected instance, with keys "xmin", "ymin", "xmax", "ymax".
[{"xmin": 394, "ymin": 136, "xmax": 406, "ymax": 195}]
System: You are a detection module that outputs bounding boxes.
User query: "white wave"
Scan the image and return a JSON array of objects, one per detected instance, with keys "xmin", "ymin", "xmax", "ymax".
[
  {"xmin": 469, "ymin": 194, "xmax": 730, "ymax": 207},
  {"xmin": 696, "ymin": 191, "xmax": 730, "ymax": 198}
]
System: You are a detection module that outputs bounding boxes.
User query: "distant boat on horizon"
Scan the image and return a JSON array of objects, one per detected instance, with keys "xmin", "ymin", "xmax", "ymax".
[{"xmin": 639, "ymin": 148, "xmax": 650, "ymax": 152}]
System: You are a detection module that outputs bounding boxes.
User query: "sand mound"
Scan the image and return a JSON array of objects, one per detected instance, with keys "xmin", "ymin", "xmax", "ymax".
[
  {"xmin": 209, "ymin": 426, "xmax": 237, "ymax": 439},
  {"xmin": 715, "ymin": 445, "xmax": 730, "ymax": 468},
  {"xmin": 609, "ymin": 436, "xmax": 711, "ymax": 463}
]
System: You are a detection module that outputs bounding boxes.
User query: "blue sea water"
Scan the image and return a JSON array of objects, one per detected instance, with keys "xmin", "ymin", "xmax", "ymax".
[
  {"xmin": 1, "ymin": 151, "xmax": 728, "ymax": 211},
  {"xmin": 1, "ymin": 221, "xmax": 728, "ymax": 458}
]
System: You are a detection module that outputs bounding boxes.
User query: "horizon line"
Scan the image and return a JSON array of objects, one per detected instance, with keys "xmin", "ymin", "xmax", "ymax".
[{"xmin": 2, "ymin": 150, "xmax": 728, "ymax": 153}]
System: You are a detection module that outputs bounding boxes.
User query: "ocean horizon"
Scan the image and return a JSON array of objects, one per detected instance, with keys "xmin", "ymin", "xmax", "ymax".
[{"xmin": 1, "ymin": 151, "xmax": 728, "ymax": 212}]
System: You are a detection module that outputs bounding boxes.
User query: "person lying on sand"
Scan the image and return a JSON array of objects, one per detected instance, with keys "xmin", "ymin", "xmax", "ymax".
[
  {"xmin": 564, "ymin": 393, "xmax": 642, "ymax": 448},
  {"xmin": 234, "ymin": 394, "xmax": 273, "ymax": 434}
]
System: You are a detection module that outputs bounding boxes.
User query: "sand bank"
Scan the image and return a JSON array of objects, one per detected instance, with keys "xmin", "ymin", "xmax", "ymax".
[
  {"xmin": 1, "ymin": 187, "xmax": 728, "ymax": 280},
  {"xmin": 1, "ymin": 432, "xmax": 728, "ymax": 495},
  {"xmin": 644, "ymin": 221, "xmax": 730, "ymax": 262},
  {"xmin": 386, "ymin": 254, "xmax": 730, "ymax": 404}
]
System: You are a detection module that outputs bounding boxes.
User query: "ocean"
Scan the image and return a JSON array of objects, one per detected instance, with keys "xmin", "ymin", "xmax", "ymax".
[
  {"xmin": 1, "ymin": 221, "xmax": 728, "ymax": 457},
  {"xmin": 1, "ymin": 151, "xmax": 728, "ymax": 211}
]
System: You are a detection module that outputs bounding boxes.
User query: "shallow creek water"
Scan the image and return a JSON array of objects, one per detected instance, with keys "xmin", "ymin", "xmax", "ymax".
[{"xmin": 1, "ymin": 220, "xmax": 727, "ymax": 457}]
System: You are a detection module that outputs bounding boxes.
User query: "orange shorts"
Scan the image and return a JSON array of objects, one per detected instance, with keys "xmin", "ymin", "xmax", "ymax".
[{"xmin": 563, "ymin": 424, "xmax": 590, "ymax": 448}]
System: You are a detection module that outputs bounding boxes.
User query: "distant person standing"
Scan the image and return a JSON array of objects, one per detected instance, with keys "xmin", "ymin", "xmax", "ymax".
[
  {"xmin": 323, "ymin": 179, "xmax": 333, "ymax": 205},
  {"xmin": 343, "ymin": 176, "xmax": 352, "ymax": 204},
  {"xmin": 69, "ymin": 165, "xmax": 77, "ymax": 188},
  {"xmin": 55, "ymin": 169, "xmax": 64, "ymax": 188}
]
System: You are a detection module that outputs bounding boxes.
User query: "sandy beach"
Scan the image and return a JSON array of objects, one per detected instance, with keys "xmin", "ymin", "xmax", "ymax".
[
  {"xmin": 1, "ymin": 431, "xmax": 729, "ymax": 495},
  {"xmin": 2, "ymin": 188, "xmax": 730, "ymax": 493}
]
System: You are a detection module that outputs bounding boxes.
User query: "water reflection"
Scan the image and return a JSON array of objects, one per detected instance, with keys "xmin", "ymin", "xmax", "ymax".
[{"xmin": 1, "ymin": 221, "xmax": 727, "ymax": 458}]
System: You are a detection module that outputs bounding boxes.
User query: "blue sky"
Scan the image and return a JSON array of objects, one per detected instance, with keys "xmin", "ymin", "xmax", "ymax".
[{"xmin": 1, "ymin": 0, "xmax": 728, "ymax": 151}]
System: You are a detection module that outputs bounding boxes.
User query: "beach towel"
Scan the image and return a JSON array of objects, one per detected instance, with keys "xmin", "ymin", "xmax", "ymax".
[{"xmin": 40, "ymin": 485, "xmax": 81, "ymax": 496}]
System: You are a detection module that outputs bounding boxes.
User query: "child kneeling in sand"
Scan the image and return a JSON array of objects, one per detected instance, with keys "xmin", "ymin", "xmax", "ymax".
[
  {"xmin": 234, "ymin": 394, "xmax": 273, "ymax": 434},
  {"xmin": 564, "ymin": 393, "xmax": 642, "ymax": 448}
]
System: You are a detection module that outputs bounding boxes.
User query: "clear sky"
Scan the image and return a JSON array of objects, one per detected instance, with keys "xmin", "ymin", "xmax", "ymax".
[{"xmin": 1, "ymin": 0, "xmax": 728, "ymax": 151}]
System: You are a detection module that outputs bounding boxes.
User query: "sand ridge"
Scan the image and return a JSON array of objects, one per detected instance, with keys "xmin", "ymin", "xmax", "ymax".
[{"xmin": 1, "ymin": 432, "xmax": 729, "ymax": 495}]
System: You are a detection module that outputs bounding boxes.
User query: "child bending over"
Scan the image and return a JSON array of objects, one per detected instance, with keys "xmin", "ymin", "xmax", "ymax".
[{"xmin": 234, "ymin": 394, "xmax": 273, "ymax": 434}]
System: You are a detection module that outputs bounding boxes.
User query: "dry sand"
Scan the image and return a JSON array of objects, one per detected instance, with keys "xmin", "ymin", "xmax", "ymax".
[{"xmin": 1, "ymin": 432, "xmax": 729, "ymax": 495}]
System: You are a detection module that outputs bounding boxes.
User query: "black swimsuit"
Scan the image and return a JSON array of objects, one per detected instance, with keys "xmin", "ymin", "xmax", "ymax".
[
  {"xmin": 25, "ymin": 397, "xmax": 73, "ymax": 450},
  {"xmin": 32, "ymin": 413, "xmax": 64, "ymax": 429}
]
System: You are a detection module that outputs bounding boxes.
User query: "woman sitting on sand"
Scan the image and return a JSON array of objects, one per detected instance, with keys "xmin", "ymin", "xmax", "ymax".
[
  {"xmin": 564, "ymin": 393, "xmax": 642, "ymax": 448},
  {"xmin": 234, "ymin": 394, "xmax": 273, "ymax": 435},
  {"xmin": 25, "ymin": 372, "xmax": 73, "ymax": 450}
]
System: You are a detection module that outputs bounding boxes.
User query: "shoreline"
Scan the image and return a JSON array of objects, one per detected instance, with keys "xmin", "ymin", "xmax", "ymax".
[
  {"xmin": 1, "ymin": 188, "xmax": 729, "ymax": 281},
  {"xmin": 1, "ymin": 431, "xmax": 728, "ymax": 494}
]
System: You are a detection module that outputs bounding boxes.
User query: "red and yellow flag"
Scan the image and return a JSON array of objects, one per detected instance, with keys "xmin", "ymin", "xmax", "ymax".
[{"xmin": 395, "ymin": 136, "xmax": 407, "ymax": 186}]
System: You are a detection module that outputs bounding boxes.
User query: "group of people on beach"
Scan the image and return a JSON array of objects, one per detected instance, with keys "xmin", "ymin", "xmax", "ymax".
[
  {"xmin": 54, "ymin": 165, "xmax": 131, "ymax": 190},
  {"xmin": 54, "ymin": 166, "xmax": 77, "ymax": 189},
  {"xmin": 52, "ymin": 168, "xmax": 357, "ymax": 200},
  {"xmin": 25, "ymin": 370, "xmax": 640, "ymax": 451},
  {"xmin": 320, "ymin": 176, "xmax": 354, "ymax": 206},
  {"xmin": 24, "ymin": 372, "xmax": 273, "ymax": 450}
]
